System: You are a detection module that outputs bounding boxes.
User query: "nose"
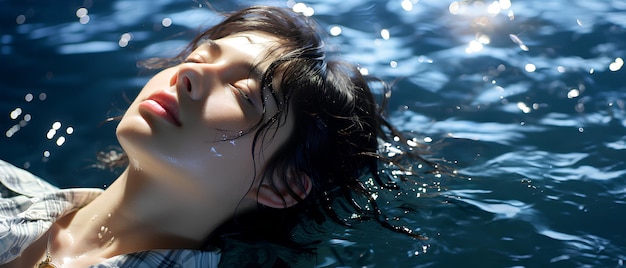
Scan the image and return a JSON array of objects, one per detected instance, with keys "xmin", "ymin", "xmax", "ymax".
[{"xmin": 170, "ymin": 63, "xmax": 221, "ymax": 101}]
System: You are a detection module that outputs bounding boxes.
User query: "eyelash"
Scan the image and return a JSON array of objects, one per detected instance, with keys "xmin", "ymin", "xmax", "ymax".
[
  {"xmin": 230, "ymin": 83, "xmax": 256, "ymax": 108},
  {"xmin": 183, "ymin": 58, "xmax": 200, "ymax": 64}
]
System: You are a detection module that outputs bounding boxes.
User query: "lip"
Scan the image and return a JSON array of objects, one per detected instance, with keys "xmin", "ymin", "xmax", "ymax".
[{"xmin": 140, "ymin": 91, "xmax": 182, "ymax": 126}]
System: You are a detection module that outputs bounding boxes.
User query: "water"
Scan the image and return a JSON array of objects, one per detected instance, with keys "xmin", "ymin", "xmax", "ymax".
[{"xmin": 1, "ymin": 0, "xmax": 625, "ymax": 267}]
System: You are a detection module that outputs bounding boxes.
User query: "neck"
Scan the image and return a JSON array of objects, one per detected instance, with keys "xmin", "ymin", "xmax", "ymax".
[{"xmin": 49, "ymin": 166, "xmax": 235, "ymax": 265}]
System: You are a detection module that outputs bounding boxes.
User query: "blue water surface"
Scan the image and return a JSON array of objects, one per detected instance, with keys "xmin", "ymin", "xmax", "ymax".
[{"xmin": 1, "ymin": 0, "xmax": 625, "ymax": 267}]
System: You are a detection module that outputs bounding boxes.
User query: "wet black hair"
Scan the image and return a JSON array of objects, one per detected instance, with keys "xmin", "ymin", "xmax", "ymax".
[{"xmin": 138, "ymin": 5, "xmax": 443, "ymax": 266}]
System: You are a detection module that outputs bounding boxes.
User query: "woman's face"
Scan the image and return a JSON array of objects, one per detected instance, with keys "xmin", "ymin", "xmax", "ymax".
[{"xmin": 116, "ymin": 31, "xmax": 291, "ymax": 206}]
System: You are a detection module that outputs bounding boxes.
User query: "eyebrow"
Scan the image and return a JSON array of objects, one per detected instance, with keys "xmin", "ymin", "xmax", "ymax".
[
  {"xmin": 205, "ymin": 36, "xmax": 267, "ymax": 81},
  {"xmin": 198, "ymin": 38, "xmax": 220, "ymax": 55}
]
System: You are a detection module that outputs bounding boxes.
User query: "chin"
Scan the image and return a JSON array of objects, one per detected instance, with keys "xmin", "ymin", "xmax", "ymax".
[
  {"xmin": 116, "ymin": 116, "xmax": 154, "ymax": 159},
  {"xmin": 116, "ymin": 106, "xmax": 155, "ymax": 138}
]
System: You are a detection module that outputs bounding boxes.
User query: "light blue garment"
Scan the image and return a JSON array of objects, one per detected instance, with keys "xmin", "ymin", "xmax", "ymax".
[{"xmin": 0, "ymin": 160, "xmax": 220, "ymax": 267}]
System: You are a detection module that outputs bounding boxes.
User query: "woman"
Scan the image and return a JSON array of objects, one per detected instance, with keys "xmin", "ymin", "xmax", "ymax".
[{"xmin": 0, "ymin": 5, "xmax": 435, "ymax": 268}]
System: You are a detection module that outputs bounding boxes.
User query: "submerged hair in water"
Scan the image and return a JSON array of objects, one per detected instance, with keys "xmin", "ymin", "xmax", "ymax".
[{"xmin": 122, "ymin": 5, "xmax": 446, "ymax": 264}]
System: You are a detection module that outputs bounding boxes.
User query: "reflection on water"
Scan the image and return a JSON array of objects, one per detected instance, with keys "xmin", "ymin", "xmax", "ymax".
[{"xmin": 1, "ymin": 0, "xmax": 625, "ymax": 267}]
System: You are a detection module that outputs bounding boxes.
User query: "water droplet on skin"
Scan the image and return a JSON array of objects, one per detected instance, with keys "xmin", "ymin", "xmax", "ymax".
[
  {"xmin": 210, "ymin": 147, "xmax": 223, "ymax": 158},
  {"xmin": 131, "ymin": 159, "xmax": 143, "ymax": 171}
]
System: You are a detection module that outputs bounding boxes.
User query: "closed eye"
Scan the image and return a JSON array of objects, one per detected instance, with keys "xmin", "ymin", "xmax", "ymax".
[
  {"xmin": 183, "ymin": 58, "xmax": 201, "ymax": 64},
  {"xmin": 230, "ymin": 83, "xmax": 257, "ymax": 110}
]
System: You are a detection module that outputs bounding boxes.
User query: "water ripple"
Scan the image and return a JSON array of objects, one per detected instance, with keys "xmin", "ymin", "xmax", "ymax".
[
  {"xmin": 392, "ymin": 110, "xmax": 544, "ymax": 145},
  {"xmin": 449, "ymin": 189, "xmax": 534, "ymax": 220},
  {"xmin": 547, "ymin": 165, "xmax": 626, "ymax": 181},
  {"xmin": 462, "ymin": 150, "xmax": 588, "ymax": 179},
  {"xmin": 57, "ymin": 41, "xmax": 119, "ymax": 54}
]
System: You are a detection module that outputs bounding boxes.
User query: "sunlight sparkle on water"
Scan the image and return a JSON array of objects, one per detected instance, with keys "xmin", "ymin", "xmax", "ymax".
[
  {"xmin": 5, "ymin": 125, "xmax": 20, "ymax": 138},
  {"xmin": 476, "ymin": 33, "xmax": 491, "ymax": 45},
  {"xmin": 525, "ymin": 63, "xmax": 536, "ymax": 72},
  {"xmin": 487, "ymin": 1, "xmax": 502, "ymax": 14},
  {"xmin": 359, "ymin": 67, "xmax": 369, "ymax": 76},
  {"xmin": 406, "ymin": 138, "xmax": 418, "ymax": 147},
  {"xmin": 567, "ymin": 89, "xmax": 580, "ymax": 99},
  {"xmin": 609, "ymin": 57, "xmax": 623, "ymax": 72},
  {"xmin": 292, "ymin": 3, "xmax": 314, "ymax": 17},
  {"xmin": 119, "ymin": 33, "xmax": 133, "ymax": 47},
  {"xmin": 507, "ymin": 10, "xmax": 515, "ymax": 20},
  {"xmin": 448, "ymin": 2, "xmax": 465, "ymax": 15},
  {"xmin": 417, "ymin": 55, "xmax": 433, "ymax": 63},
  {"xmin": 517, "ymin": 102, "xmax": 531, "ymax": 113},
  {"xmin": 6, "ymin": 104, "xmax": 35, "ymax": 137},
  {"xmin": 499, "ymin": 0, "xmax": 511, "ymax": 9},
  {"xmin": 77, "ymin": 7, "xmax": 90, "ymax": 24},
  {"xmin": 381, "ymin": 29, "xmax": 390, "ymax": 40},
  {"xmin": 46, "ymin": 121, "xmax": 70, "ymax": 147},
  {"xmin": 76, "ymin": 8, "xmax": 88, "ymax": 18},
  {"xmin": 10, "ymin": 108, "xmax": 22, "ymax": 120},
  {"xmin": 16, "ymin": 15, "xmax": 26, "ymax": 24},
  {"xmin": 466, "ymin": 40, "xmax": 483, "ymax": 53},
  {"xmin": 329, "ymin": 26, "xmax": 342, "ymax": 36},
  {"xmin": 161, "ymin": 18, "xmax": 172, "ymax": 27},
  {"xmin": 56, "ymin": 136, "xmax": 66, "ymax": 146},
  {"xmin": 46, "ymin": 129, "xmax": 56, "ymax": 140},
  {"xmin": 449, "ymin": 0, "xmax": 510, "ymax": 15},
  {"xmin": 79, "ymin": 16, "xmax": 90, "ymax": 24},
  {"xmin": 401, "ymin": 0, "xmax": 414, "ymax": 12},
  {"xmin": 465, "ymin": 28, "xmax": 495, "ymax": 53}
]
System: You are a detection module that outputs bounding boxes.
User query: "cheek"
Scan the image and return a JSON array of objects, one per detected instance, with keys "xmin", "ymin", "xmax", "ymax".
[{"xmin": 200, "ymin": 91, "xmax": 260, "ymax": 133}]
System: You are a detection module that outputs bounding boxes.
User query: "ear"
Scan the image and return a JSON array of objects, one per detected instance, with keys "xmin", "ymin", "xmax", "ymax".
[{"xmin": 255, "ymin": 169, "xmax": 312, "ymax": 209}]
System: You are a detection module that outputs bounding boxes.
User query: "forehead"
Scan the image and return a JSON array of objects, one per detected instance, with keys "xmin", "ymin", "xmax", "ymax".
[
  {"xmin": 212, "ymin": 31, "xmax": 281, "ymax": 72},
  {"xmin": 218, "ymin": 31, "xmax": 279, "ymax": 47}
]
